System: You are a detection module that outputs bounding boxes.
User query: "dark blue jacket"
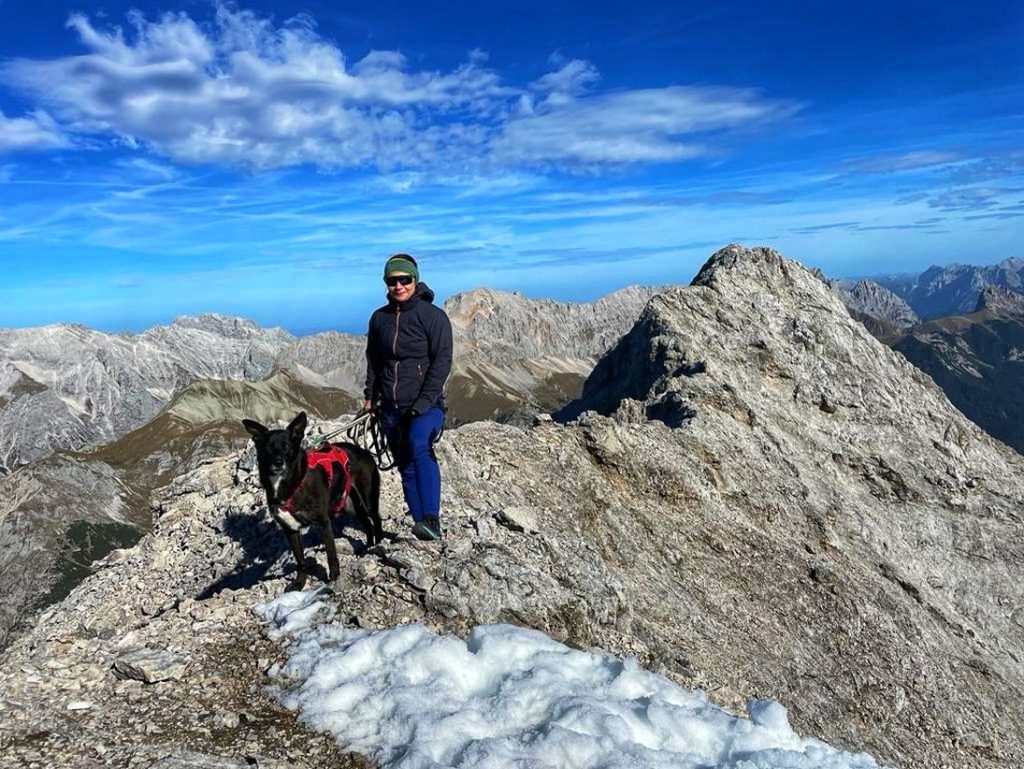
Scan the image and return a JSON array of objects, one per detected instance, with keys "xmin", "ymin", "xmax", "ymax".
[{"xmin": 364, "ymin": 282, "xmax": 453, "ymax": 413}]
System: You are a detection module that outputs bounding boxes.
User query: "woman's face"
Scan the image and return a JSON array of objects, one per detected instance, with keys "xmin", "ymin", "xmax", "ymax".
[{"xmin": 385, "ymin": 271, "xmax": 416, "ymax": 302}]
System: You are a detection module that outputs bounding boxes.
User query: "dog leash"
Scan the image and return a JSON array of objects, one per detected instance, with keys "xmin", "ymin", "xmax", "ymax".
[
  {"xmin": 304, "ymin": 412, "xmax": 372, "ymax": 449},
  {"xmin": 304, "ymin": 411, "xmax": 398, "ymax": 472},
  {"xmin": 356, "ymin": 412, "xmax": 398, "ymax": 471}
]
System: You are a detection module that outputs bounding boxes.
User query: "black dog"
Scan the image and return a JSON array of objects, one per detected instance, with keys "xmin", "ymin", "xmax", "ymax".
[{"xmin": 242, "ymin": 412, "xmax": 383, "ymax": 591}]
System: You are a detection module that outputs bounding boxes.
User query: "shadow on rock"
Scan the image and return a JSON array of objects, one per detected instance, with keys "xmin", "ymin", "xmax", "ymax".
[{"xmin": 197, "ymin": 510, "xmax": 373, "ymax": 599}]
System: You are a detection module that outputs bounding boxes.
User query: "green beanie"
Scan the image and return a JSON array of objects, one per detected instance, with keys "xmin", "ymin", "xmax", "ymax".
[{"xmin": 384, "ymin": 254, "xmax": 419, "ymax": 280}]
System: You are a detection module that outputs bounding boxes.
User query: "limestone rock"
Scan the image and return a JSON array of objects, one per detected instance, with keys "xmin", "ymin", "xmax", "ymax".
[
  {"xmin": 113, "ymin": 648, "xmax": 187, "ymax": 684},
  {"xmin": 150, "ymin": 752, "xmax": 249, "ymax": 769},
  {"xmin": 496, "ymin": 506, "xmax": 540, "ymax": 533}
]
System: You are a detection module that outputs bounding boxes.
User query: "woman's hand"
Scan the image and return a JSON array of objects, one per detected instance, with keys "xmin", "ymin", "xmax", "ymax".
[{"xmin": 360, "ymin": 399, "xmax": 374, "ymax": 415}]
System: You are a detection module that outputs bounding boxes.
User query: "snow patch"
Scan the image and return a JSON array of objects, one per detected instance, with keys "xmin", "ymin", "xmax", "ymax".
[{"xmin": 257, "ymin": 591, "xmax": 883, "ymax": 769}]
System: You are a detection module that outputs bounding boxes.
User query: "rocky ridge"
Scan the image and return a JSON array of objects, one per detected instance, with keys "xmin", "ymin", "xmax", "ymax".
[
  {"xmin": 975, "ymin": 284, "xmax": 1024, "ymax": 315},
  {"xmin": 0, "ymin": 314, "xmax": 295, "ymax": 472},
  {"xmin": 1, "ymin": 246, "xmax": 1022, "ymax": 769},
  {"xmin": 826, "ymin": 278, "xmax": 919, "ymax": 332},
  {"xmin": 444, "ymin": 285, "xmax": 659, "ymax": 421}
]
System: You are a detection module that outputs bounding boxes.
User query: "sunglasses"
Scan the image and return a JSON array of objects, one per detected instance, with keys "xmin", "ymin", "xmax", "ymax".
[{"xmin": 385, "ymin": 274, "xmax": 415, "ymax": 287}]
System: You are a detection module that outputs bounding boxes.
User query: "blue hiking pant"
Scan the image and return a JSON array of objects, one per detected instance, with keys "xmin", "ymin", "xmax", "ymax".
[{"xmin": 382, "ymin": 405, "xmax": 445, "ymax": 522}]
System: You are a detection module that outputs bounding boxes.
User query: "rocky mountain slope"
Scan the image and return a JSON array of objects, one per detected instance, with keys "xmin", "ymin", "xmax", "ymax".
[
  {"xmin": 876, "ymin": 257, "xmax": 1024, "ymax": 319},
  {"xmin": 444, "ymin": 285, "xmax": 659, "ymax": 422},
  {"xmin": 0, "ymin": 315, "xmax": 295, "ymax": 472},
  {"xmin": 272, "ymin": 332, "xmax": 367, "ymax": 393},
  {"xmin": 825, "ymin": 278, "xmax": 919, "ymax": 340},
  {"xmin": 0, "ymin": 370, "xmax": 356, "ymax": 649},
  {"xmin": 892, "ymin": 284, "xmax": 1024, "ymax": 454},
  {"xmin": 828, "ymin": 277, "xmax": 919, "ymax": 326},
  {"xmin": 1, "ymin": 246, "xmax": 1021, "ymax": 769}
]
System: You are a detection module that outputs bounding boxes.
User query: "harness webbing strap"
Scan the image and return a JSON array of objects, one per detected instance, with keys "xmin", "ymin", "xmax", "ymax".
[{"xmin": 281, "ymin": 445, "xmax": 352, "ymax": 517}]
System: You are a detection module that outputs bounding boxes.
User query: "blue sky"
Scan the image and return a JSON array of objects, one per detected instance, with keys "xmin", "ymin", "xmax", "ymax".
[{"xmin": 0, "ymin": 0, "xmax": 1021, "ymax": 334}]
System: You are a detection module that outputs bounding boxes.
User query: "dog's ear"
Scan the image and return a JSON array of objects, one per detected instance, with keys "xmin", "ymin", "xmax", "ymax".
[
  {"xmin": 242, "ymin": 419, "xmax": 268, "ymax": 444},
  {"xmin": 287, "ymin": 412, "xmax": 307, "ymax": 444}
]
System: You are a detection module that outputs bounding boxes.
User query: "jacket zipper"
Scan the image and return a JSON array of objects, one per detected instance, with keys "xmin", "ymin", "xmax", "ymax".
[{"xmin": 392, "ymin": 306, "xmax": 401, "ymax": 403}]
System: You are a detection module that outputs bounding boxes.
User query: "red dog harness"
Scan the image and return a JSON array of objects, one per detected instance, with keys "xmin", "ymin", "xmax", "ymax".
[{"xmin": 281, "ymin": 445, "xmax": 352, "ymax": 517}]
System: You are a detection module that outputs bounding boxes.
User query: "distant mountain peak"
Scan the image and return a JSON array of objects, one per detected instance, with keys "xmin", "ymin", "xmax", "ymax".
[
  {"xmin": 166, "ymin": 313, "xmax": 291, "ymax": 340},
  {"xmin": 874, "ymin": 257, "xmax": 1024, "ymax": 319},
  {"xmin": 444, "ymin": 284, "xmax": 661, "ymax": 360},
  {"xmin": 823, "ymin": 276, "xmax": 919, "ymax": 331},
  {"xmin": 976, "ymin": 284, "xmax": 1024, "ymax": 315}
]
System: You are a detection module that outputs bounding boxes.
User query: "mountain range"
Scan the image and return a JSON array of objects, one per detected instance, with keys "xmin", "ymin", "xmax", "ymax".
[
  {"xmin": 873, "ymin": 257, "xmax": 1024, "ymax": 319},
  {"xmin": 3, "ymin": 257, "xmax": 1024, "ymax": 650},
  {"xmin": 0, "ymin": 315, "xmax": 295, "ymax": 472},
  {"xmin": 0, "ymin": 288, "xmax": 658, "ymax": 475},
  {"xmin": 827, "ymin": 263, "xmax": 1024, "ymax": 454},
  {"xmin": 1, "ymin": 246, "xmax": 1020, "ymax": 769}
]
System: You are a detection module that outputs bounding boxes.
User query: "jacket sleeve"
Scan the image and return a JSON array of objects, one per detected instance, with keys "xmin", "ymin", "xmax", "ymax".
[
  {"xmin": 363, "ymin": 312, "xmax": 381, "ymax": 401},
  {"xmin": 412, "ymin": 307, "xmax": 453, "ymax": 414}
]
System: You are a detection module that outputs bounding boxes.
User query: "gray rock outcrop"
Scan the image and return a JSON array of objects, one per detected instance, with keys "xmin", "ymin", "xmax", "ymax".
[
  {"xmin": 445, "ymin": 285, "xmax": 659, "ymax": 422},
  {"xmin": 826, "ymin": 278, "xmax": 919, "ymax": 331}
]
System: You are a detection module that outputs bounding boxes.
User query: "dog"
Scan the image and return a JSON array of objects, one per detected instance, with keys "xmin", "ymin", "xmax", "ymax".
[{"xmin": 242, "ymin": 411, "xmax": 383, "ymax": 591}]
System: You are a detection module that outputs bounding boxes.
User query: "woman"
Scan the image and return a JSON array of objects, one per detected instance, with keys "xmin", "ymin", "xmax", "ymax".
[{"xmin": 363, "ymin": 253, "xmax": 453, "ymax": 541}]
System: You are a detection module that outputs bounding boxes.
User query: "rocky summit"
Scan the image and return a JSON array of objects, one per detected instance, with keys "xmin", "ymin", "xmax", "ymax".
[{"xmin": 1, "ymin": 246, "xmax": 1022, "ymax": 769}]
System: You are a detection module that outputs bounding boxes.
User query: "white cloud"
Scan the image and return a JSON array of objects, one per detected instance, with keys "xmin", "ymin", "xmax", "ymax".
[
  {"xmin": 0, "ymin": 110, "xmax": 69, "ymax": 152},
  {"xmin": 531, "ymin": 59, "xmax": 600, "ymax": 101},
  {"xmin": 495, "ymin": 86, "xmax": 797, "ymax": 166},
  {"xmin": 842, "ymin": 150, "xmax": 963, "ymax": 174},
  {"xmin": 0, "ymin": 5, "xmax": 797, "ymax": 171}
]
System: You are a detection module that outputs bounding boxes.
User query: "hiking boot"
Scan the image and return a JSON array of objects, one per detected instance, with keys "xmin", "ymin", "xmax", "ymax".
[{"xmin": 411, "ymin": 516, "xmax": 443, "ymax": 541}]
